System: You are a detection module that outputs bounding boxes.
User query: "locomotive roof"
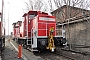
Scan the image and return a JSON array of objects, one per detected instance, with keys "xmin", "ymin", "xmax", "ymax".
[
  {"xmin": 28, "ymin": 11, "xmax": 38, "ymax": 15},
  {"xmin": 22, "ymin": 11, "xmax": 53, "ymax": 18},
  {"xmin": 22, "ymin": 13, "xmax": 27, "ymax": 17},
  {"xmin": 17, "ymin": 21, "xmax": 22, "ymax": 23},
  {"xmin": 0, "ymin": 12, "xmax": 1, "ymax": 15},
  {"xmin": 12, "ymin": 22, "xmax": 16, "ymax": 25},
  {"xmin": 28, "ymin": 11, "xmax": 48, "ymax": 15}
]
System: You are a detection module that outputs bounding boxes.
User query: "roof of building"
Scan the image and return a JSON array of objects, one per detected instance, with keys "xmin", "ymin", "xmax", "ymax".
[
  {"xmin": 51, "ymin": 5, "xmax": 90, "ymax": 13},
  {"xmin": 51, "ymin": 5, "xmax": 90, "ymax": 25}
]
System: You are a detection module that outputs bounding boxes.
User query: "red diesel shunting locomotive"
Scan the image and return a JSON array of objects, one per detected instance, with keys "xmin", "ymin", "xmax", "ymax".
[{"xmin": 12, "ymin": 11, "xmax": 67, "ymax": 52}]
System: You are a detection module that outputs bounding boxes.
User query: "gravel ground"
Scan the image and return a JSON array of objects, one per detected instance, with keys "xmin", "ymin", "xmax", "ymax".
[
  {"xmin": 34, "ymin": 50, "xmax": 70, "ymax": 60},
  {"xmin": 34, "ymin": 46, "xmax": 90, "ymax": 60},
  {"xmin": 57, "ymin": 47, "xmax": 90, "ymax": 60}
]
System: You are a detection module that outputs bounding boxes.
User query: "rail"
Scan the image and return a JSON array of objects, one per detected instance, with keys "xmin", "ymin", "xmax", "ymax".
[{"xmin": 53, "ymin": 51, "xmax": 75, "ymax": 60}]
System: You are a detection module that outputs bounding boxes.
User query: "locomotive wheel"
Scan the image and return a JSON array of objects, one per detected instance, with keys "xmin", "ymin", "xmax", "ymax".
[
  {"xmin": 37, "ymin": 39, "xmax": 47, "ymax": 51},
  {"xmin": 40, "ymin": 40, "xmax": 46, "ymax": 46},
  {"xmin": 54, "ymin": 48, "xmax": 56, "ymax": 52},
  {"xmin": 62, "ymin": 38, "xmax": 66, "ymax": 44}
]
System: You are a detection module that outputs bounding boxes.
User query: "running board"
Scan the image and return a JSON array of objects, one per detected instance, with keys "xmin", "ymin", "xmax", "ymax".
[
  {"xmin": 27, "ymin": 40, "xmax": 32, "ymax": 45},
  {"xmin": 28, "ymin": 48, "xmax": 38, "ymax": 51}
]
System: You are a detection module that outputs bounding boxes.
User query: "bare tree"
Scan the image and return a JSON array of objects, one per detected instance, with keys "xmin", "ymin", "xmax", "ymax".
[
  {"xmin": 53, "ymin": 0, "xmax": 90, "ymax": 9},
  {"xmin": 34, "ymin": 0, "xmax": 43, "ymax": 11},
  {"xmin": 22, "ymin": 0, "xmax": 44, "ymax": 13},
  {"xmin": 22, "ymin": 1, "xmax": 30, "ymax": 13},
  {"xmin": 52, "ymin": 0, "xmax": 90, "ymax": 18},
  {"xmin": 22, "ymin": 0, "xmax": 90, "ymax": 16},
  {"xmin": 47, "ymin": 0, "xmax": 52, "ymax": 11},
  {"xmin": 54, "ymin": 0, "xmax": 63, "ymax": 8}
]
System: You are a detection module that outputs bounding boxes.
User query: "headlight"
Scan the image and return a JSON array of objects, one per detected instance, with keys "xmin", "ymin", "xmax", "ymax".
[
  {"xmin": 41, "ymin": 40, "xmax": 46, "ymax": 46},
  {"xmin": 40, "ymin": 40, "xmax": 46, "ymax": 46}
]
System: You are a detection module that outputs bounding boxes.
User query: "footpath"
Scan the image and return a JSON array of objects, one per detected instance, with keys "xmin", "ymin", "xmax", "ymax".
[{"xmin": 4, "ymin": 39, "xmax": 23, "ymax": 60}]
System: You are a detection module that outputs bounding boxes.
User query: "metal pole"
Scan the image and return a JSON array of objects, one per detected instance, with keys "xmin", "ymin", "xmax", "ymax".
[
  {"xmin": 26, "ymin": 14, "xmax": 28, "ymax": 45},
  {"xmin": 7, "ymin": 2, "xmax": 10, "ymax": 39},
  {"xmin": 68, "ymin": 0, "xmax": 71, "ymax": 50},
  {"xmin": 67, "ymin": 0, "xmax": 71, "ymax": 50},
  {"xmin": 1, "ymin": 0, "xmax": 4, "ymax": 36},
  {"xmin": 1, "ymin": 0, "xmax": 4, "ymax": 60}
]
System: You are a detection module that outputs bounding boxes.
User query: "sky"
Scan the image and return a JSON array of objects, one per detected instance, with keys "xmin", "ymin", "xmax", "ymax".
[{"xmin": 0, "ymin": 0, "xmax": 25, "ymax": 35}]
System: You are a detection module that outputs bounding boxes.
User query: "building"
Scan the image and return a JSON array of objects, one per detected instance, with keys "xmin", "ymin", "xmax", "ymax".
[
  {"xmin": 51, "ymin": 5, "xmax": 90, "ymax": 52},
  {"xmin": 51, "ymin": 5, "xmax": 90, "ymax": 23}
]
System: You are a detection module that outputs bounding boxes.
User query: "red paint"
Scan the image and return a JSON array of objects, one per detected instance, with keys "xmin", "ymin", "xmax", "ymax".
[{"xmin": 13, "ymin": 11, "xmax": 56, "ymax": 39}]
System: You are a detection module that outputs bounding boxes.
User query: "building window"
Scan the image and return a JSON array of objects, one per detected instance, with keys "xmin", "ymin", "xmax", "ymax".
[
  {"xmin": 56, "ymin": 12, "xmax": 59, "ymax": 18},
  {"xmin": 52, "ymin": 14, "xmax": 55, "ymax": 16},
  {"xmin": 82, "ymin": 11, "xmax": 85, "ymax": 15},
  {"xmin": 29, "ymin": 14, "xmax": 35, "ymax": 19},
  {"xmin": 60, "ymin": 11, "xmax": 62, "ymax": 17}
]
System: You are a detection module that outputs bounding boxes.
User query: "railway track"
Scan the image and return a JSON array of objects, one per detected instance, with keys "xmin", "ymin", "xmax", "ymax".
[
  {"xmin": 53, "ymin": 50, "xmax": 75, "ymax": 60},
  {"xmin": 34, "ymin": 49, "xmax": 75, "ymax": 60},
  {"xmin": 37, "ymin": 52, "xmax": 75, "ymax": 60},
  {"xmin": 56, "ymin": 46, "xmax": 90, "ymax": 60},
  {"xmin": 34, "ymin": 46, "xmax": 90, "ymax": 60},
  {"xmin": 61, "ymin": 48, "xmax": 90, "ymax": 56}
]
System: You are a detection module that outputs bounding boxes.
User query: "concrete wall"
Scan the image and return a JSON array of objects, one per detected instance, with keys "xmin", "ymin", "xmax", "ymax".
[
  {"xmin": 52, "ymin": 5, "xmax": 90, "ymax": 52},
  {"xmin": 59, "ymin": 19, "xmax": 90, "ymax": 52}
]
